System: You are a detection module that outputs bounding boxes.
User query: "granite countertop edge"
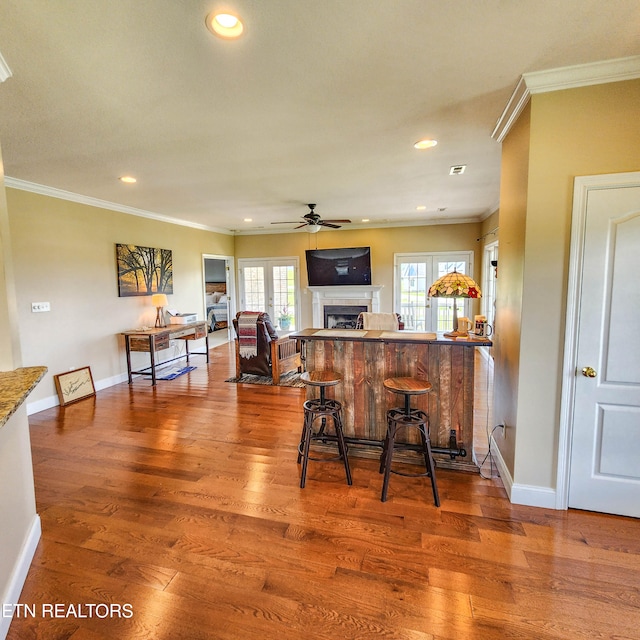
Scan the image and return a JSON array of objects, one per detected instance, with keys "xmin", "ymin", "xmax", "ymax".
[{"xmin": 0, "ymin": 366, "xmax": 48, "ymax": 428}]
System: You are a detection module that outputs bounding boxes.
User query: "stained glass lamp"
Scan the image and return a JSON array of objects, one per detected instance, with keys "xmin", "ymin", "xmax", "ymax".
[{"xmin": 428, "ymin": 270, "xmax": 481, "ymax": 337}]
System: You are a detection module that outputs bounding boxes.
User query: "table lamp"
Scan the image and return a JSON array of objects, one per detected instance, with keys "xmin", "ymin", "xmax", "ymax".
[
  {"xmin": 428, "ymin": 270, "xmax": 481, "ymax": 337},
  {"xmin": 151, "ymin": 293, "xmax": 168, "ymax": 328}
]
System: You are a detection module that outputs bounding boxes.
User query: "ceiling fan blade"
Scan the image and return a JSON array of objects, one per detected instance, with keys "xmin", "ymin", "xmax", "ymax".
[
  {"xmin": 320, "ymin": 222, "xmax": 341, "ymax": 229},
  {"xmin": 294, "ymin": 223, "xmax": 308, "ymax": 229},
  {"xmin": 321, "ymin": 219, "xmax": 351, "ymax": 224}
]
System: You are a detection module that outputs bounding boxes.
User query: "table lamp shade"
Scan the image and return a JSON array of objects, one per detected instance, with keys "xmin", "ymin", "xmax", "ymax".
[
  {"xmin": 151, "ymin": 293, "xmax": 168, "ymax": 308},
  {"xmin": 151, "ymin": 293, "xmax": 168, "ymax": 328},
  {"xmin": 428, "ymin": 271, "xmax": 481, "ymax": 299}
]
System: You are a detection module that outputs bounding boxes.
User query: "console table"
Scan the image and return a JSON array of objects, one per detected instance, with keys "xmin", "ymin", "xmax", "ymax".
[{"xmin": 121, "ymin": 322, "xmax": 209, "ymax": 386}]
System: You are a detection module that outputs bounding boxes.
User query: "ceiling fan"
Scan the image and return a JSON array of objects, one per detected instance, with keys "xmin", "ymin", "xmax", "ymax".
[{"xmin": 271, "ymin": 204, "xmax": 351, "ymax": 233}]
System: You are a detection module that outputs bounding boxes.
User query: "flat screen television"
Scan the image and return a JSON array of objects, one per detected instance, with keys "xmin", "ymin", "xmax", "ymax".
[{"xmin": 305, "ymin": 247, "xmax": 372, "ymax": 286}]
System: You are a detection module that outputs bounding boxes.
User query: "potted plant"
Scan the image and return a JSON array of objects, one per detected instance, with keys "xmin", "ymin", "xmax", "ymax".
[{"xmin": 278, "ymin": 306, "xmax": 293, "ymax": 331}]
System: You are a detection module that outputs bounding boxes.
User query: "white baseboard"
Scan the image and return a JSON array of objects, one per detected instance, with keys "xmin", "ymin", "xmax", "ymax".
[
  {"xmin": 26, "ymin": 372, "xmax": 129, "ymax": 415},
  {"xmin": 0, "ymin": 515, "xmax": 41, "ymax": 640},
  {"xmin": 490, "ymin": 435, "xmax": 559, "ymax": 510}
]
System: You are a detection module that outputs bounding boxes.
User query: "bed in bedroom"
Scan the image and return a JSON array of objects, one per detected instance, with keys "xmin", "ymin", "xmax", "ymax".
[{"xmin": 205, "ymin": 282, "xmax": 228, "ymax": 332}]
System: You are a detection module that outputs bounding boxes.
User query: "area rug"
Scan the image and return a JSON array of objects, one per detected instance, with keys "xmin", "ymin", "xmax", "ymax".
[
  {"xmin": 225, "ymin": 371, "xmax": 305, "ymax": 388},
  {"xmin": 152, "ymin": 366, "xmax": 197, "ymax": 380}
]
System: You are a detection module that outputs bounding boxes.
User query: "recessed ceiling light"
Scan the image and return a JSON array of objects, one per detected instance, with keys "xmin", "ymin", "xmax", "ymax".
[
  {"xmin": 416, "ymin": 205, "xmax": 426, "ymax": 211},
  {"xmin": 414, "ymin": 139, "xmax": 438, "ymax": 150},
  {"xmin": 244, "ymin": 218, "xmax": 252, "ymax": 222},
  {"xmin": 361, "ymin": 218, "xmax": 370, "ymax": 223},
  {"xmin": 119, "ymin": 176, "xmax": 136, "ymax": 184},
  {"xmin": 206, "ymin": 12, "xmax": 244, "ymax": 39}
]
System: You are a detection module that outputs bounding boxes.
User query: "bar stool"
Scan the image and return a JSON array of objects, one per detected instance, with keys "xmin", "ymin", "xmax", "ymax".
[
  {"xmin": 297, "ymin": 371, "xmax": 352, "ymax": 489},
  {"xmin": 379, "ymin": 377, "xmax": 440, "ymax": 506}
]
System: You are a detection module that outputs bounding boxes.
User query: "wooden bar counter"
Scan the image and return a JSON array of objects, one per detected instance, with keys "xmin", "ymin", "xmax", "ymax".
[{"xmin": 291, "ymin": 328, "xmax": 491, "ymax": 471}]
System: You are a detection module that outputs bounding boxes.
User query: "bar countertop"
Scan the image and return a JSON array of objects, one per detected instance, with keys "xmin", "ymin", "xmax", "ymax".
[
  {"xmin": 0, "ymin": 366, "xmax": 48, "ymax": 428},
  {"xmin": 290, "ymin": 328, "xmax": 492, "ymax": 347}
]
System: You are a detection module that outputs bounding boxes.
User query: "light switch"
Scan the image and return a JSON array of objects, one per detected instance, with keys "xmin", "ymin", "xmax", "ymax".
[{"xmin": 31, "ymin": 301, "xmax": 51, "ymax": 312}]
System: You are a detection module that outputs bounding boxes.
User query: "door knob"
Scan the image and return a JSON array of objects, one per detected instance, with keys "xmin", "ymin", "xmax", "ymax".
[{"xmin": 582, "ymin": 366, "xmax": 597, "ymax": 378}]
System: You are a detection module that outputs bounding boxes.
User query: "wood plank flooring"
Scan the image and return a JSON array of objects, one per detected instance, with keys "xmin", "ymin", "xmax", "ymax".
[{"xmin": 8, "ymin": 342, "xmax": 640, "ymax": 639}]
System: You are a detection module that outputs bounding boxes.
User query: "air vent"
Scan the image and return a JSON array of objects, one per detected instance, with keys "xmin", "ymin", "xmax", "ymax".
[{"xmin": 449, "ymin": 165, "xmax": 466, "ymax": 175}]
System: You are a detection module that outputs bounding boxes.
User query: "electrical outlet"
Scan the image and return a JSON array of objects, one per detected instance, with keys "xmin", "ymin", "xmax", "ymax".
[{"xmin": 31, "ymin": 301, "xmax": 51, "ymax": 313}]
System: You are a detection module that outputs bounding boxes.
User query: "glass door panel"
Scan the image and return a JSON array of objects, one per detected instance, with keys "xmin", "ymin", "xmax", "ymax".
[
  {"xmin": 241, "ymin": 266, "xmax": 266, "ymax": 311},
  {"xmin": 271, "ymin": 264, "xmax": 297, "ymax": 331},
  {"xmin": 398, "ymin": 260, "xmax": 428, "ymax": 330},
  {"xmin": 434, "ymin": 259, "xmax": 466, "ymax": 332}
]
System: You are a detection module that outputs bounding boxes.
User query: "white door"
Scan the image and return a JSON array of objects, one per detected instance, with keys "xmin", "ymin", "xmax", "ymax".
[
  {"xmin": 395, "ymin": 252, "xmax": 474, "ymax": 332},
  {"xmin": 567, "ymin": 175, "xmax": 640, "ymax": 517},
  {"xmin": 237, "ymin": 258, "xmax": 300, "ymax": 332}
]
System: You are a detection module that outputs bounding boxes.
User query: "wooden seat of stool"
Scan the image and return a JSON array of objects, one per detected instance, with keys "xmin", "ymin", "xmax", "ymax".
[
  {"xmin": 301, "ymin": 370, "xmax": 342, "ymax": 388},
  {"xmin": 383, "ymin": 377, "xmax": 432, "ymax": 396}
]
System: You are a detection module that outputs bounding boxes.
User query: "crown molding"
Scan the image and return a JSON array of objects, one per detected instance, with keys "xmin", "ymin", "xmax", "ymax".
[
  {"xmin": 232, "ymin": 216, "xmax": 482, "ymax": 236},
  {"xmin": 492, "ymin": 55, "xmax": 640, "ymax": 143},
  {"xmin": 0, "ymin": 50, "xmax": 12, "ymax": 83},
  {"xmin": 4, "ymin": 177, "xmax": 234, "ymax": 235}
]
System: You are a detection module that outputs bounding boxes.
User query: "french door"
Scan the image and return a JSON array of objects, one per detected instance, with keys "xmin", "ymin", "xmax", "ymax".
[
  {"xmin": 395, "ymin": 252, "xmax": 474, "ymax": 332},
  {"xmin": 237, "ymin": 258, "xmax": 300, "ymax": 332}
]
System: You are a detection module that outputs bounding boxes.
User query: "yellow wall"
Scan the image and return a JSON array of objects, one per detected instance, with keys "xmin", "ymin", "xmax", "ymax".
[
  {"xmin": 235, "ymin": 222, "xmax": 484, "ymax": 327},
  {"xmin": 7, "ymin": 188, "xmax": 234, "ymax": 407},
  {"xmin": 493, "ymin": 103, "xmax": 530, "ymax": 476},
  {"xmin": 497, "ymin": 79, "xmax": 640, "ymax": 490}
]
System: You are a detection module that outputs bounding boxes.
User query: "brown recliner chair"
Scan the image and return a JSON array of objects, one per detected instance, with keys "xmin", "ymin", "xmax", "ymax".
[{"xmin": 233, "ymin": 311, "xmax": 302, "ymax": 384}]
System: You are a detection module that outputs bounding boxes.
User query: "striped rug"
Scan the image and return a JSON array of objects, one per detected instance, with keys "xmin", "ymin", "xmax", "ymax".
[{"xmin": 225, "ymin": 371, "xmax": 305, "ymax": 388}]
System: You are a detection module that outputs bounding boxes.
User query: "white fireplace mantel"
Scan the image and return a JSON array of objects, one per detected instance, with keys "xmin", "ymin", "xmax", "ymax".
[{"xmin": 308, "ymin": 285, "xmax": 383, "ymax": 328}]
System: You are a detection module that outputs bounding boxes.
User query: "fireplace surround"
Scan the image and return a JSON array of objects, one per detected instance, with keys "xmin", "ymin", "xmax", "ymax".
[{"xmin": 308, "ymin": 285, "xmax": 383, "ymax": 328}]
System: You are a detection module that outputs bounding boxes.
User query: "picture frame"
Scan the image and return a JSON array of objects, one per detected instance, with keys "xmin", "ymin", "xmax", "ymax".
[
  {"xmin": 116, "ymin": 243, "xmax": 174, "ymax": 297},
  {"xmin": 54, "ymin": 366, "xmax": 96, "ymax": 406}
]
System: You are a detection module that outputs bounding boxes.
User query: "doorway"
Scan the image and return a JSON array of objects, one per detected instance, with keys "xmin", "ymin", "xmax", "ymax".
[
  {"xmin": 559, "ymin": 172, "xmax": 640, "ymax": 517},
  {"xmin": 203, "ymin": 254, "xmax": 235, "ymax": 345}
]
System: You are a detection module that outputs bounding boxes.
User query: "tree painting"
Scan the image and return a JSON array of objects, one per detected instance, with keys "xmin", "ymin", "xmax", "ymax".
[{"xmin": 116, "ymin": 244, "xmax": 174, "ymax": 297}]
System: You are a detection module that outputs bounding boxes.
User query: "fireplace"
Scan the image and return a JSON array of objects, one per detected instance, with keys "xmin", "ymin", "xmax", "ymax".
[
  {"xmin": 324, "ymin": 305, "xmax": 367, "ymax": 329},
  {"xmin": 308, "ymin": 285, "xmax": 383, "ymax": 328}
]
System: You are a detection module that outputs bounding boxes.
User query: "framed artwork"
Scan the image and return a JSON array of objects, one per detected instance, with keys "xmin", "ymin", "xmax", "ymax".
[
  {"xmin": 54, "ymin": 367, "xmax": 96, "ymax": 406},
  {"xmin": 116, "ymin": 244, "xmax": 174, "ymax": 297}
]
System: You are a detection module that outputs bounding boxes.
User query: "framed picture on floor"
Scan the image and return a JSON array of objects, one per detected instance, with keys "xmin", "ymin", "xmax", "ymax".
[{"xmin": 54, "ymin": 366, "xmax": 96, "ymax": 406}]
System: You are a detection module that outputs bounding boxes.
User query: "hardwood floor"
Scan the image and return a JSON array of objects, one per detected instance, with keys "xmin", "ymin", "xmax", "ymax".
[{"xmin": 8, "ymin": 342, "xmax": 640, "ymax": 639}]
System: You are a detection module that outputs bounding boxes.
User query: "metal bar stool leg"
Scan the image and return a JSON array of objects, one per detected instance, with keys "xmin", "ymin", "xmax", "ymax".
[
  {"xmin": 380, "ymin": 420, "xmax": 397, "ymax": 502},
  {"xmin": 334, "ymin": 411, "xmax": 352, "ymax": 486},
  {"xmin": 419, "ymin": 421, "xmax": 440, "ymax": 507},
  {"xmin": 299, "ymin": 411, "xmax": 314, "ymax": 489}
]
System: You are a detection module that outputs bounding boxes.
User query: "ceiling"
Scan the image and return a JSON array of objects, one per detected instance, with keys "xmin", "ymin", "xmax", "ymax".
[{"xmin": 1, "ymin": 1, "xmax": 639, "ymax": 235}]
